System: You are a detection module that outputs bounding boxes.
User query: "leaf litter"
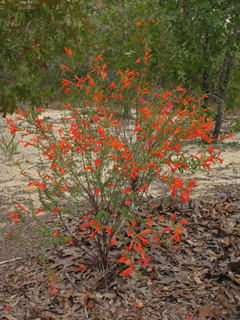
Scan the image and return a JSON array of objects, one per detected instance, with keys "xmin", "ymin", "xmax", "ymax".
[{"xmin": 0, "ymin": 183, "xmax": 240, "ymax": 320}]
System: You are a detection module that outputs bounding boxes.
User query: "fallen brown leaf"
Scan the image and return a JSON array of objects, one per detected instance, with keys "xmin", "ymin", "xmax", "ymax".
[{"xmin": 197, "ymin": 304, "xmax": 218, "ymax": 320}]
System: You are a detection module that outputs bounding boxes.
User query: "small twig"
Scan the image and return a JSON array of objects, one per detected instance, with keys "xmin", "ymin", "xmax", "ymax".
[
  {"xmin": 0, "ymin": 257, "xmax": 22, "ymax": 265},
  {"xmin": 170, "ymin": 197, "xmax": 185, "ymax": 212},
  {"xmin": 37, "ymin": 308, "xmax": 62, "ymax": 315},
  {"xmin": 65, "ymin": 272, "xmax": 88, "ymax": 319},
  {"xmin": 9, "ymin": 21, "xmax": 32, "ymax": 50},
  {"xmin": 148, "ymin": 194, "xmax": 171, "ymax": 204},
  {"xmin": 92, "ymin": 305, "xmax": 107, "ymax": 312},
  {"xmin": 65, "ymin": 272, "xmax": 82, "ymax": 292},
  {"xmin": 79, "ymin": 243, "xmax": 97, "ymax": 261}
]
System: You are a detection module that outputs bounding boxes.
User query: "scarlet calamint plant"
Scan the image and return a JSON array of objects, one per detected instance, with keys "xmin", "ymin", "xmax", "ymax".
[{"xmin": 7, "ymin": 37, "xmax": 224, "ymax": 281}]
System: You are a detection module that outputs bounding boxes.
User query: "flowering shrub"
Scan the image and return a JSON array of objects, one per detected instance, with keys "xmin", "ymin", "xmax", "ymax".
[{"xmin": 7, "ymin": 22, "xmax": 224, "ymax": 281}]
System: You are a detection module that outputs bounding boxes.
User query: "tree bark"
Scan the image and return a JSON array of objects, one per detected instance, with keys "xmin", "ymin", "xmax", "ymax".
[
  {"xmin": 201, "ymin": 26, "xmax": 211, "ymax": 109},
  {"xmin": 212, "ymin": 55, "xmax": 235, "ymax": 140}
]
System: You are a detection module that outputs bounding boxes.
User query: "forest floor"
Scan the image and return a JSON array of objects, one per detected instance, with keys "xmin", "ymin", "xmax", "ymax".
[{"xmin": 0, "ymin": 108, "xmax": 240, "ymax": 320}]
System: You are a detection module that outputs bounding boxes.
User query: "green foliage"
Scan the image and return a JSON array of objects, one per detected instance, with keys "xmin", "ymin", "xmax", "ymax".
[
  {"xmin": 0, "ymin": 132, "xmax": 18, "ymax": 158},
  {"xmin": 85, "ymin": 0, "xmax": 240, "ymax": 120},
  {"xmin": 226, "ymin": 141, "xmax": 240, "ymax": 148},
  {"xmin": 0, "ymin": 0, "xmax": 93, "ymax": 116},
  {"xmin": 94, "ymin": 210, "xmax": 111, "ymax": 225},
  {"xmin": 153, "ymin": 0, "xmax": 240, "ymax": 139},
  {"xmin": 157, "ymin": 0, "xmax": 240, "ymax": 106},
  {"xmin": 2, "ymin": 0, "xmax": 239, "ymax": 139},
  {"xmin": 86, "ymin": 0, "xmax": 162, "ymax": 82},
  {"xmin": 230, "ymin": 119, "xmax": 240, "ymax": 133}
]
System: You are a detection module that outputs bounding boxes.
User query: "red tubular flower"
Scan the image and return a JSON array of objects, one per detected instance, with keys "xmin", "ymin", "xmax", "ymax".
[
  {"xmin": 144, "ymin": 162, "xmax": 158, "ymax": 170},
  {"xmin": 51, "ymin": 284, "xmax": 56, "ymax": 293},
  {"xmin": 169, "ymin": 232, "xmax": 181, "ymax": 242},
  {"xmin": 177, "ymin": 87, "xmax": 186, "ymax": 93},
  {"xmin": 163, "ymin": 90, "xmax": 172, "ymax": 100},
  {"xmin": 204, "ymin": 155, "xmax": 215, "ymax": 163},
  {"xmin": 61, "ymin": 65, "xmax": 71, "ymax": 71},
  {"xmin": 136, "ymin": 242, "xmax": 142, "ymax": 251},
  {"xmin": 170, "ymin": 211, "xmax": 177, "ymax": 223},
  {"xmin": 81, "ymin": 223, "xmax": 90, "ymax": 229},
  {"xmin": 141, "ymin": 256, "xmax": 151, "ymax": 268},
  {"xmin": 93, "ymin": 51, "xmax": 104, "ymax": 61},
  {"xmin": 136, "ymin": 184, "xmax": 148, "ymax": 193},
  {"xmin": 128, "ymin": 230, "xmax": 133, "ymax": 237},
  {"xmin": 64, "ymin": 47, "xmax": 72, "ymax": 56},
  {"xmin": 35, "ymin": 209, "xmax": 45, "ymax": 215},
  {"xmin": 95, "ymin": 187, "xmax": 100, "ymax": 195},
  {"xmin": 82, "ymin": 217, "xmax": 93, "ymax": 222},
  {"xmin": 9, "ymin": 127, "xmax": 20, "ymax": 135},
  {"xmin": 217, "ymin": 157, "xmax": 224, "ymax": 164},
  {"xmin": 34, "ymin": 108, "xmax": 44, "ymax": 113},
  {"xmin": 153, "ymin": 233, "xmax": 161, "ymax": 244},
  {"xmin": 84, "ymin": 166, "xmax": 94, "ymax": 172},
  {"xmin": 125, "ymin": 239, "xmax": 134, "ymax": 252},
  {"xmin": 177, "ymin": 218, "xmax": 187, "ymax": 225},
  {"xmin": 30, "ymin": 180, "xmax": 46, "ymax": 190},
  {"xmin": 88, "ymin": 79, "xmax": 97, "ymax": 87},
  {"xmin": 17, "ymin": 203, "xmax": 27, "ymax": 211},
  {"xmin": 121, "ymin": 266, "xmax": 133, "ymax": 276},
  {"xmin": 179, "ymin": 162, "xmax": 188, "ymax": 169},
  {"xmin": 173, "ymin": 177, "xmax": 183, "ymax": 189},
  {"xmin": 101, "ymin": 63, "xmax": 107, "ymax": 78},
  {"xmin": 9, "ymin": 212, "xmax": 21, "ymax": 218},
  {"xmin": 136, "ymin": 235, "xmax": 149, "ymax": 245},
  {"xmin": 90, "ymin": 230, "xmax": 94, "ymax": 240},
  {"xmin": 52, "ymin": 208, "xmax": 63, "ymax": 215},
  {"xmin": 108, "ymin": 82, "xmax": 117, "ymax": 90},
  {"xmin": 200, "ymin": 163, "xmax": 211, "ymax": 170},
  {"xmin": 109, "ymin": 235, "xmax": 116, "ymax": 245},
  {"xmin": 119, "ymin": 254, "xmax": 127, "ymax": 263},
  {"xmin": 139, "ymin": 229, "xmax": 150, "ymax": 235},
  {"xmin": 13, "ymin": 115, "xmax": 24, "ymax": 120},
  {"xmin": 104, "ymin": 226, "xmax": 112, "ymax": 235},
  {"xmin": 180, "ymin": 191, "xmax": 190, "ymax": 203},
  {"xmin": 61, "ymin": 78, "xmax": 71, "ymax": 90},
  {"xmin": 94, "ymin": 158, "xmax": 101, "ymax": 170},
  {"xmin": 122, "ymin": 187, "xmax": 131, "ymax": 194},
  {"xmin": 161, "ymin": 226, "xmax": 171, "ymax": 234},
  {"xmin": 108, "ymin": 183, "xmax": 115, "ymax": 187}
]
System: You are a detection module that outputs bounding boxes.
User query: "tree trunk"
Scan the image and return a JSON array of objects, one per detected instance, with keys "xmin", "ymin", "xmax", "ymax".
[
  {"xmin": 212, "ymin": 98, "xmax": 223, "ymax": 141},
  {"xmin": 200, "ymin": 26, "xmax": 211, "ymax": 109},
  {"xmin": 212, "ymin": 55, "xmax": 235, "ymax": 140}
]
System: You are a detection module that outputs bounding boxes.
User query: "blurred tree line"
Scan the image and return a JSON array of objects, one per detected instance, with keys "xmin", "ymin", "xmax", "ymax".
[{"xmin": 1, "ymin": 0, "xmax": 239, "ymax": 138}]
